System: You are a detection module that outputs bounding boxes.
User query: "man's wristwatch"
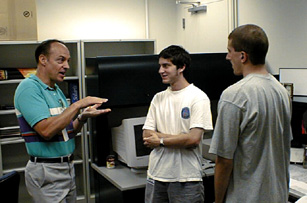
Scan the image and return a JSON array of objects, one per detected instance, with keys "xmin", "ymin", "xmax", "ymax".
[
  {"xmin": 159, "ymin": 138, "xmax": 164, "ymax": 147},
  {"xmin": 77, "ymin": 114, "xmax": 87, "ymax": 123}
]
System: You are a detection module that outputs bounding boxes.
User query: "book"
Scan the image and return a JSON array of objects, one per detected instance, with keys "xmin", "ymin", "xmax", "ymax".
[
  {"xmin": 18, "ymin": 68, "xmax": 36, "ymax": 78},
  {"xmin": 68, "ymin": 81, "xmax": 79, "ymax": 103},
  {"xmin": 0, "ymin": 68, "xmax": 36, "ymax": 80}
]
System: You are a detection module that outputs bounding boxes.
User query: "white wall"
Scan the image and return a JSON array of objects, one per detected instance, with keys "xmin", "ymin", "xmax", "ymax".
[
  {"xmin": 36, "ymin": 0, "xmax": 147, "ymax": 40},
  {"xmin": 36, "ymin": 0, "xmax": 178, "ymax": 53},
  {"xmin": 175, "ymin": 0, "xmax": 231, "ymax": 53},
  {"xmin": 238, "ymin": 0, "xmax": 307, "ymax": 74},
  {"xmin": 147, "ymin": 0, "xmax": 178, "ymax": 53},
  {"xmin": 35, "ymin": 0, "xmax": 230, "ymax": 54}
]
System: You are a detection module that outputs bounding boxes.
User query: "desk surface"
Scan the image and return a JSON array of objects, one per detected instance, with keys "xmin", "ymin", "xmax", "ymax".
[
  {"xmin": 92, "ymin": 162, "xmax": 307, "ymax": 198},
  {"xmin": 91, "ymin": 162, "xmax": 214, "ymax": 192},
  {"xmin": 91, "ymin": 163, "xmax": 147, "ymax": 191},
  {"xmin": 289, "ymin": 164, "xmax": 307, "ymax": 198}
]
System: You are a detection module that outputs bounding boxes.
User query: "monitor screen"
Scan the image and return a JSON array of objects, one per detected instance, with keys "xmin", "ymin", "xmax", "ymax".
[
  {"xmin": 189, "ymin": 53, "xmax": 242, "ymax": 100},
  {"xmin": 134, "ymin": 124, "xmax": 151, "ymax": 157},
  {"xmin": 96, "ymin": 54, "xmax": 166, "ymax": 108},
  {"xmin": 291, "ymin": 101, "xmax": 307, "ymax": 147}
]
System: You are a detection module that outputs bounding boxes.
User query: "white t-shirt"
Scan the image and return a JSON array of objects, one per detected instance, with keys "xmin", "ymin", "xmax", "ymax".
[{"xmin": 143, "ymin": 84, "xmax": 213, "ymax": 182}]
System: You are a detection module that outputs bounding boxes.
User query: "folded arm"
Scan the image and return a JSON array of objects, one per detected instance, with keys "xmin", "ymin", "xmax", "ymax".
[{"xmin": 143, "ymin": 128, "xmax": 205, "ymax": 148}]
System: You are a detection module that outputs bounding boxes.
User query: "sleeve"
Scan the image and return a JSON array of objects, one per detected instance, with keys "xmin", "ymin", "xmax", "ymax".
[
  {"xmin": 190, "ymin": 97, "xmax": 213, "ymax": 131},
  {"xmin": 15, "ymin": 85, "xmax": 50, "ymax": 127},
  {"xmin": 143, "ymin": 97, "xmax": 157, "ymax": 131},
  {"xmin": 209, "ymin": 100, "xmax": 241, "ymax": 159}
]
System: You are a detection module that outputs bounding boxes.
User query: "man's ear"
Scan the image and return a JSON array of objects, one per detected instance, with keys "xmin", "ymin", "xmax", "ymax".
[
  {"xmin": 240, "ymin": 52, "xmax": 247, "ymax": 63},
  {"xmin": 39, "ymin": 54, "xmax": 47, "ymax": 66},
  {"xmin": 179, "ymin": 65, "xmax": 186, "ymax": 73}
]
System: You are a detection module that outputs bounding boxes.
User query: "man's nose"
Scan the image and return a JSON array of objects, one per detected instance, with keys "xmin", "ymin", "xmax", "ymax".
[
  {"xmin": 64, "ymin": 61, "xmax": 70, "ymax": 69},
  {"xmin": 159, "ymin": 66, "xmax": 164, "ymax": 74}
]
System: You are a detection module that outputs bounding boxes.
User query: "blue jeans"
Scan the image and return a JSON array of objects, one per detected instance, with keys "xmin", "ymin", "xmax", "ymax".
[{"xmin": 145, "ymin": 178, "xmax": 204, "ymax": 203}]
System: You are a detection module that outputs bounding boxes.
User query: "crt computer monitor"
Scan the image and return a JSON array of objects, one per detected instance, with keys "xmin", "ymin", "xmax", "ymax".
[{"xmin": 111, "ymin": 116, "xmax": 152, "ymax": 172}]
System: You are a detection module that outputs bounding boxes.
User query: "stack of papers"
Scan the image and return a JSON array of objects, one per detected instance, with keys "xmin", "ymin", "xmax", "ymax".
[
  {"xmin": 296, "ymin": 195, "xmax": 307, "ymax": 203},
  {"xmin": 290, "ymin": 178, "xmax": 307, "ymax": 196}
]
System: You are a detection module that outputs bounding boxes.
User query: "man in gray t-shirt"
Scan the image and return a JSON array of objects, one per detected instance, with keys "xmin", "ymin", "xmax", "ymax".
[{"xmin": 209, "ymin": 24, "xmax": 292, "ymax": 203}]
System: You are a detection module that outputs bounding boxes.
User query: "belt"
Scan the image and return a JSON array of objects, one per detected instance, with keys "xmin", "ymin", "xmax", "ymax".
[{"xmin": 30, "ymin": 154, "xmax": 74, "ymax": 163}]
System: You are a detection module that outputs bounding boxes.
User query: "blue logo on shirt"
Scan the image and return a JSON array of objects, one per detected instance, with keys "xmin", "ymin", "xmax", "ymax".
[{"xmin": 181, "ymin": 107, "xmax": 190, "ymax": 119}]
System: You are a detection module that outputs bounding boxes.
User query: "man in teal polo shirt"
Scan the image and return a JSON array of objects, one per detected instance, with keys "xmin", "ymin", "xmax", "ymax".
[{"xmin": 14, "ymin": 39, "xmax": 111, "ymax": 202}]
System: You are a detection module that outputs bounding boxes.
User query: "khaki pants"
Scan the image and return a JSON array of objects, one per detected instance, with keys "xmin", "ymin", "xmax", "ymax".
[{"xmin": 25, "ymin": 160, "xmax": 76, "ymax": 203}]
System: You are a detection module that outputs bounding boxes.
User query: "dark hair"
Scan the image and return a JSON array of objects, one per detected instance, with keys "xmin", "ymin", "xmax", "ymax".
[
  {"xmin": 228, "ymin": 24, "xmax": 269, "ymax": 65},
  {"xmin": 35, "ymin": 39, "xmax": 65, "ymax": 63},
  {"xmin": 159, "ymin": 45, "xmax": 191, "ymax": 71}
]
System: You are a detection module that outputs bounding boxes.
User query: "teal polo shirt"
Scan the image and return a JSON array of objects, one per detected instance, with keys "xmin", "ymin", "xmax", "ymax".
[{"xmin": 14, "ymin": 74, "xmax": 75, "ymax": 157}]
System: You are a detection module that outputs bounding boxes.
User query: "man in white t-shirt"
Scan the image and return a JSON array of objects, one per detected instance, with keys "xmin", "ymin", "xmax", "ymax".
[{"xmin": 143, "ymin": 45, "xmax": 213, "ymax": 203}]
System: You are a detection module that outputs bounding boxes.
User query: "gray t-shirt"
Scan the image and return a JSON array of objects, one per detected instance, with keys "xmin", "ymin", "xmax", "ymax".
[{"xmin": 209, "ymin": 74, "xmax": 292, "ymax": 203}]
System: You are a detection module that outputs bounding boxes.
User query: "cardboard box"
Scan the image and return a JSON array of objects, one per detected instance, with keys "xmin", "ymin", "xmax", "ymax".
[{"xmin": 0, "ymin": 0, "xmax": 37, "ymax": 41}]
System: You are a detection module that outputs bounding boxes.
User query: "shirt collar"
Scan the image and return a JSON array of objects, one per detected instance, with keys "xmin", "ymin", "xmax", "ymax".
[{"xmin": 29, "ymin": 74, "xmax": 59, "ymax": 91}]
